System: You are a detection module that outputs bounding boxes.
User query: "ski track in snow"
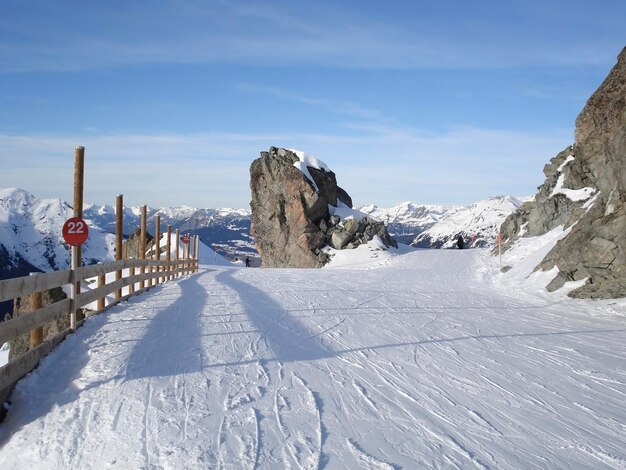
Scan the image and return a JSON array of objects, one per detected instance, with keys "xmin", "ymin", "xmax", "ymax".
[{"xmin": 0, "ymin": 249, "xmax": 625, "ymax": 469}]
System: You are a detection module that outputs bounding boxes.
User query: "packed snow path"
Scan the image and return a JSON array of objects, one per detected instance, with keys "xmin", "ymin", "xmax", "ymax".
[{"xmin": 1, "ymin": 249, "xmax": 625, "ymax": 469}]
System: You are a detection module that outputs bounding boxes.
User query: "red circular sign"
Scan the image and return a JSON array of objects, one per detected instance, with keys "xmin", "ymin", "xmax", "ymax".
[
  {"xmin": 181, "ymin": 235, "xmax": 190, "ymax": 244},
  {"xmin": 62, "ymin": 217, "xmax": 89, "ymax": 246}
]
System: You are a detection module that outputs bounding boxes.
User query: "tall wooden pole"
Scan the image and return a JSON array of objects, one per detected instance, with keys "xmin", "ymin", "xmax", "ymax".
[
  {"xmin": 115, "ymin": 194, "xmax": 123, "ymax": 300},
  {"xmin": 71, "ymin": 146, "xmax": 85, "ymax": 330},
  {"xmin": 73, "ymin": 146, "xmax": 85, "ymax": 265},
  {"xmin": 140, "ymin": 205, "xmax": 147, "ymax": 290}
]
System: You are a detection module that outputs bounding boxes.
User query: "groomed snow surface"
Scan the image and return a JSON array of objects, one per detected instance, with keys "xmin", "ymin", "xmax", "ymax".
[{"xmin": 1, "ymin": 247, "xmax": 625, "ymax": 469}]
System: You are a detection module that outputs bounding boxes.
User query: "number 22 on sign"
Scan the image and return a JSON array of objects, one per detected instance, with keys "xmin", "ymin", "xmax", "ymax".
[{"xmin": 63, "ymin": 217, "xmax": 89, "ymax": 246}]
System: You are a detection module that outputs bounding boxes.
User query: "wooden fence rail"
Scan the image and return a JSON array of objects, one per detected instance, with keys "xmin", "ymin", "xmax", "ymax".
[
  {"xmin": 0, "ymin": 253, "xmax": 199, "ymax": 398},
  {"xmin": 0, "ymin": 148, "xmax": 205, "ymax": 421}
]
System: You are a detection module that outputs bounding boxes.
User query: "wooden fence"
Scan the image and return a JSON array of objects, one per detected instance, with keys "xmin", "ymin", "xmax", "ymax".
[
  {"xmin": 0, "ymin": 248, "xmax": 199, "ymax": 406},
  {"xmin": 0, "ymin": 147, "xmax": 205, "ymax": 419}
]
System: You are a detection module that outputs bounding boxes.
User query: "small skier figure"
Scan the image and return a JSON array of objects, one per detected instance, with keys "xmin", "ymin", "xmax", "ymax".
[
  {"xmin": 245, "ymin": 256, "xmax": 251, "ymax": 267},
  {"xmin": 456, "ymin": 234, "xmax": 464, "ymax": 250}
]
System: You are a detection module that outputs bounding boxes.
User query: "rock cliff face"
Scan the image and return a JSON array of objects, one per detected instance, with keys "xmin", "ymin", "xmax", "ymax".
[
  {"xmin": 250, "ymin": 147, "xmax": 396, "ymax": 268},
  {"xmin": 500, "ymin": 47, "xmax": 626, "ymax": 298}
]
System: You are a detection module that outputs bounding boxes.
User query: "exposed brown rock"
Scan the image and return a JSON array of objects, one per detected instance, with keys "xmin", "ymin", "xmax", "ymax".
[
  {"xmin": 499, "ymin": 47, "xmax": 626, "ymax": 298},
  {"xmin": 250, "ymin": 147, "xmax": 396, "ymax": 268}
]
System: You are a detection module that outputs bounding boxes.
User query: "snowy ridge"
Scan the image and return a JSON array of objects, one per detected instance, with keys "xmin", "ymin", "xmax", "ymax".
[
  {"xmin": 323, "ymin": 235, "xmax": 412, "ymax": 268},
  {"xmin": 359, "ymin": 200, "xmax": 450, "ymax": 226},
  {"xmin": 82, "ymin": 204, "xmax": 251, "ymax": 237},
  {"xmin": 288, "ymin": 148, "xmax": 331, "ymax": 192},
  {"xmin": 0, "ymin": 187, "xmax": 251, "ymax": 291},
  {"xmin": 412, "ymin": 196, "xmax": 527, "ymax": 248},
  {"xmin": 78, "ymin": 199, "xmax": 253, "ymax": 261},
  {"xmin": 358, "ymin": 201, "xmax": 452, "ymax": 244},
  {"xmin": 0, "ymin": 187, "xmax": 115, "ymax": 273},
  {"xmin": 328, "ymin": 201, "xmax": 369, "ymax": 223},
  {"xmin": 359, "ymin": 197, "xmax": 525, "ymax": 248}
]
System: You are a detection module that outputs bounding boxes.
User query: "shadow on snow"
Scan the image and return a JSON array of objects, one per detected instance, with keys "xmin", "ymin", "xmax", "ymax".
[
  {"xmin": 124, "ymin": 274, "xmax": 207, "ymax": 380},
  {"xmin": 215, "ymin": 270, "xmax": 334, "ymax": 363}
]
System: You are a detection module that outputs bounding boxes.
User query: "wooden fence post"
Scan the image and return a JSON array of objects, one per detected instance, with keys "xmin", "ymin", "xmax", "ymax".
[
  {"xmin": 140, "ymin": 205, "xmax": 147, "ymax": 290},
  {"xmin": 166, "ymin": 225, "xmax": 172, "ymax": 281},
  {"xmin": 69, "ymin": 245, "xmax": 79, "ymax": 331},
  {"xmin": 194, "ymin": 235, "xmax": 199, "ymax": 272},
  {"xmin": 154, "ymin": 215, "xmax": 161, "ymax": 285},
  {"xmin": 185, "ymin": 235, "xmax": 190, "ymax": 276},
  {"xmin": 175, "ymin": 229, "xmax": 180, "ymax": 278},
  {"xmin": 129, "ymin": 263, "xmax": 135, "ymax": 295},
  {"xmin": 115, "ymin": 194, "xmax": 123, "ymax": 300},
  {"xmin": 190, "ymin": 235, "xmax": 193, "ymax": 274},
  {"xmin": 97, "ymin": 274, "xmax": 106, "ymax": 311},
  {"xmin": 29, "ymin": 289, "xmax": 43, "ymax": 349},
  {"xmin": 191, "ymin": 236, "xmax": 195, "ymax": 273}
]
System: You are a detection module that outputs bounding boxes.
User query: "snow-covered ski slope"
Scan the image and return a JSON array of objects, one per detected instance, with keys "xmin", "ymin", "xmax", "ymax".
[{"xmin": 1, "ymin": 249, "xmax": 625, "ymax": 469}]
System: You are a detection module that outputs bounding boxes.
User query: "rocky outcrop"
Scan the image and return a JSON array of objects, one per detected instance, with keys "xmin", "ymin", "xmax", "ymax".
[
  {"xmin": 498, "ymin": 146, "xmax": 584, "ymax": 244},
  {"xmin": 499, "ymin": 47, "xmax": 626, "ymax": 298},
  {"xmin": 250, "ymin": 147, "xmax": 396, "ymax": 268},
  {"xmin": 121, "ymin": 228, "xmax": 153, "ymax": 259},
  {"xmin": 329, "ymin": 215, "xmax": 397, "ymax": 251}
]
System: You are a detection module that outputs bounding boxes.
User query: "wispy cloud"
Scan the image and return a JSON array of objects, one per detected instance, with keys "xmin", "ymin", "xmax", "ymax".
[
  {"xmin": 238, "ymin": 83, "xmax": 384, "ymax": 120},
  {"xmin": 0, "ymin": 124, "xmax": 572, "ymax": 208},
  {"xmin": 1, "ymin": 1, "xmax": 623, "ymax": 73}
]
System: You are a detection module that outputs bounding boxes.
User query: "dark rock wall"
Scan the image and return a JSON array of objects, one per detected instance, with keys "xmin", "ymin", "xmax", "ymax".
[{"xmin": 500, "ymin": 47, "xmax": 626, "ymax": 298}]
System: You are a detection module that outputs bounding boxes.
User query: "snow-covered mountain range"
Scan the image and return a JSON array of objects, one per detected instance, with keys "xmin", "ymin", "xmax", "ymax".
[
  {"xmin": 0, "ymin": 188, "xmax": 115, "ymax": 276},
  {"xmin": 357, "ymin": 201, "xmax": 450, "ymax": 244},
  {"xmin": 359, "ymin": 196, "xmax": 527, "ymax": 248},
  {"xmin": 0, "ymin": 188, "xmax": 254, "ymax": 313},
  {"xmin": 82, "ymin": 203, "xmax": 254, "ymax": 261},
  {"xmin": 0, "ymin": 188, "xmax": 254, "ymax": 276},
  {"xmin": 411, "ymin": 196, "xmax": 528, "ymax": 248},
  {"xmin": 1, "ymin": 187, "xmax": 525, "ymax": 285}
]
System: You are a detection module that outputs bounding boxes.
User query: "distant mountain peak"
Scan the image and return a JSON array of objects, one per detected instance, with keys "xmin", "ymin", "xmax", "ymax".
[
  {"xmin": 412, "ymin": 195, "xmax": 525, "ymax": 249},
  {"xmin": 357, "ymin": 196, "xmax": 524, "ymax": 248}
]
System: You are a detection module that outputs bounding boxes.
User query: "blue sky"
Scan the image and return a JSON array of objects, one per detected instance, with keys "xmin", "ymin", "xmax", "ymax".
[{"xmin": 1, "ymin": 0, "xmax": 624, "ymax": 209}]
